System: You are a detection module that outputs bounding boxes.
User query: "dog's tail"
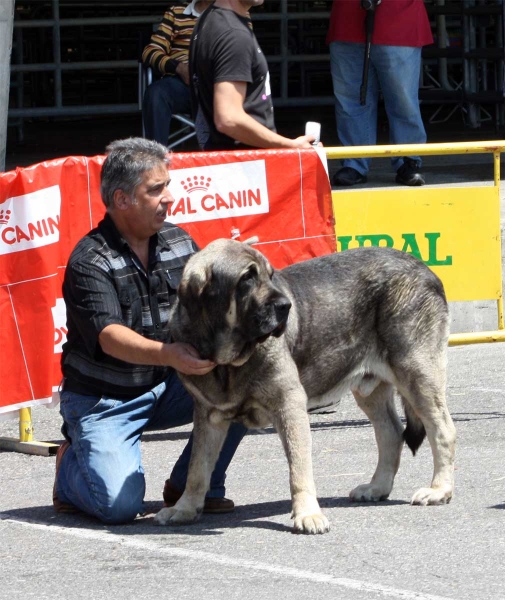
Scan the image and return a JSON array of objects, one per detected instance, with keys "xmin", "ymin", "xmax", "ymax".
[{"xmin": 402, "ymin": 399, "xmax": 426, "ymax": 456}]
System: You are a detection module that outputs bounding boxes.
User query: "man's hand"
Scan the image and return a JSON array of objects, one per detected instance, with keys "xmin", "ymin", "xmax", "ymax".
[
  {"xmin": 175, "ymin": 62, "xmax": 190, "ymax": 86},
  {"xmin": 164, "ymin": 342, "xmax": 216, "ymax": 375},
  {"xmin": 99, "ymin": 324, "xmax": 214, "ymax": 375},
  {"xmin": 291, "ymin": 135, "xmax": 323, "ymax": 149}
]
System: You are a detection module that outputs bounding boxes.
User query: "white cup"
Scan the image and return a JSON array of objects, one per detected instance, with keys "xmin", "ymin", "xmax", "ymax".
[{"xmin": 305, "ymin": 121, "xmax": 321, "ymax": 145}]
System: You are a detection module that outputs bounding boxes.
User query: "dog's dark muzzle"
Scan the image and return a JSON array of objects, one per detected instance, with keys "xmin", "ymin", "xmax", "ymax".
[
  {"xmin": 271, "ymin": 297, "xmax": 291, "ymax": 336},
  {"xmin": 252, "ymin": 296, "xmax": 291, "ymax": 343}
]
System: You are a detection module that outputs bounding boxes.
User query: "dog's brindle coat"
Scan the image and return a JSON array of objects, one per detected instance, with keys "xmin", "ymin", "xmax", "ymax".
[{"xmin": 154, "ymin": 239, "xmax": 456, "ymax": 534}]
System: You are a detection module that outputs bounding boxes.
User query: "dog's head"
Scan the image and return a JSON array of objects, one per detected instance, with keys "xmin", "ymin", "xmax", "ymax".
[{"xmin": 174, "ymin": 239, "xmax": 291, "ymax": 366}]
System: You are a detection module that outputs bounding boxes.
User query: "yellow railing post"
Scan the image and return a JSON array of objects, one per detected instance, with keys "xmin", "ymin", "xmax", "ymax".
[
  {"xmin": 0, "ymin": 406, "xmax": 58, "ymax": 456},
  {"xmin": 19, "ymin": 407, "xmax": 34, "ymax": 442},
  {"xmin": 492, "ymin": 151, "xmax": 504, "ymax": 331}
]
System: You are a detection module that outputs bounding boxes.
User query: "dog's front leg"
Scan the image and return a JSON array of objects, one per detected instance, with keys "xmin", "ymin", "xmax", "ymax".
[
  {"xmin": 154, "ymin": 405, "xmax": 230, "ymax": 526},
  {"xmin": 274, "ymin": 397, "xmax": 330, "ymax": 535}
]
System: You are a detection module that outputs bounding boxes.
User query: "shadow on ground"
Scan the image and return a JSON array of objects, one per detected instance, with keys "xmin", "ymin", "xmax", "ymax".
[{"xmin": 0, "ymin": 494, "xmax": 410, "ymax": 537}]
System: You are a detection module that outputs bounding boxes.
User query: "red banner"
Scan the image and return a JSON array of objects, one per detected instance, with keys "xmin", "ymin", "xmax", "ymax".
[{"xmin": 0, "ymin": 149, "xmax": 334, "ymax": 414}]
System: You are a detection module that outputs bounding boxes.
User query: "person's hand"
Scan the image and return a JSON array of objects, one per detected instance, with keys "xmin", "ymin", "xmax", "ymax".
[
  {"xmin": 291, "ymin": 135, "xmax": 323, "ymax": 149},
  {"xmin": 175, "ymin": 62, "xmax": 190, "ymax": 86},
  {"xmin": 164, "ymin": 342, "xmax": 216, "ymax": 375}
]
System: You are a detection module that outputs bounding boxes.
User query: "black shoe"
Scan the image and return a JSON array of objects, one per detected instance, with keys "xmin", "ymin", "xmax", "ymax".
[
  {"xmin": 163, "ymin": 479, "xmax": 235, "ymax": 514},
  {"xmin": 395, "ymin": 158, "xmax": 425, "ymax": 186},
  {"xmin": 332, "ymin": 167, "xmax": 367, "ymax": 186}
]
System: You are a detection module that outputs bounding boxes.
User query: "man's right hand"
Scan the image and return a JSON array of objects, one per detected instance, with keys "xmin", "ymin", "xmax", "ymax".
[
  {"xmin": 175, "ymin": 62, "xmax": 190, "ymax": 86},
  {"xmin": 291, "ymin": 134, "xmax": 323, "ymax": 149},
  {"xmin": 99, "ymin": 324, "xmax": 214, "ymax": 375},
  {"xmin": 164, "ymin": 342, "xmax": 216, "ymax": 375}
]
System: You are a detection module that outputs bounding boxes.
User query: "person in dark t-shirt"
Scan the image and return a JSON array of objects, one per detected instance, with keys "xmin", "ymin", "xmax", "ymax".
[{"xmin": 190, "ymin": 0, "xmax": 317, "ymax": 150}]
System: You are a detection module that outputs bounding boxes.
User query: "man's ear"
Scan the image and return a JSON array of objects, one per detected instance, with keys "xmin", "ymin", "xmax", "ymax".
[{"xmin": 113, "ymin": 189, "xmax": 130, "ymax": 211}]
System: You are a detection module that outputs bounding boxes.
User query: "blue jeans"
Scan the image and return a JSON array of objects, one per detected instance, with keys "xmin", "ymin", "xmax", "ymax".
[
  {"xmin": 142, "ymin": 75, "xmax": 192, "ymax": 145},
  {"xmin": 56, "ymin": 371, "xmax": 247, "ymax": 524},
  {"xmin": 329, "ymin": 41, "xmax": 426, "ymax": 175}
]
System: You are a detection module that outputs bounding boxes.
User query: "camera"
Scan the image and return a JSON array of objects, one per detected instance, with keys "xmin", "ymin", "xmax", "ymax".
[{"xmin": 361, "ymin": 0, "xmax": 381, "ymax": 11}]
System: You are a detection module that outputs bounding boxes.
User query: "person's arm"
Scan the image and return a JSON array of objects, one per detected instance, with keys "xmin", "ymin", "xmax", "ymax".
[
  {"xmin": 98, "ymin": 324, "xmax": 215, "ymax": 376},
  {"xmin": 142, "ymin": 8, "xmax": 190, "ymax": 78},
  {"xmin": 213, "ymin": 81, "xmax": 317, "ymax": 149},
  {"xmin": 64, "ymin": 249, "xmax": 213, "ymax": 377}
]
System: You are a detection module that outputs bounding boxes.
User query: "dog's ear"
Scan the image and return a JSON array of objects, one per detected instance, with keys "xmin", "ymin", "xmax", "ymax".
[{"xmin": 178, "ymin": 265, "xmax": 211, "ymax": 313}]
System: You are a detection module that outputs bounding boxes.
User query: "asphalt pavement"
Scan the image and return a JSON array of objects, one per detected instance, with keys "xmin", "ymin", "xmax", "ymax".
[
  {"xmin": 1, "ymin": 342, "xmax": 504, "ymax": 600},
  {"xmin": 2, "ymin": 112, "xmax": 505, "ymax": 598}
]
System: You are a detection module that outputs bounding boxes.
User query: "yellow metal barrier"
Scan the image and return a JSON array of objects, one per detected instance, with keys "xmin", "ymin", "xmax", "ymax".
[{"xmin": 327, "ymin": 141, "xmax": 505, "ymax": 346}]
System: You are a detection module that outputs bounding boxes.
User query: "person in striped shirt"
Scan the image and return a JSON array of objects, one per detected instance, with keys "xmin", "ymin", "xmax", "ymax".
[{"xmin": 142, "ymin": 1, "xmax": 213, "ymax": 144}]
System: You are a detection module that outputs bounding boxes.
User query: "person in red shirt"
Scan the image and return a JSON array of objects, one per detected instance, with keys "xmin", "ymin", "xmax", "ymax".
[{"xmin": 327, "ymin": 0, "xmax": 433, "ymax": 186}]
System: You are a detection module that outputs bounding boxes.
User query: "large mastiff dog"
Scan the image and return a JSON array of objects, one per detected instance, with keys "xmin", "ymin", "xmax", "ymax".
[{"xmin": 154, "ymin": 240, "xmax": 456, "ymax": 534}]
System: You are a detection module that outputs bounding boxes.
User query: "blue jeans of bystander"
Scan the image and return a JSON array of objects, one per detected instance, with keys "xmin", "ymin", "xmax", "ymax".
[
  {"xmin": 55, "ymin": 370, "xmax": 247, "ymax": 524},
  {"xmin": 329, "ymin": 41, "xmax": 426, "ymax": 175},
  {"xmin": 142, "ymin": 75, "xmax": 192, "ymax": 145}
]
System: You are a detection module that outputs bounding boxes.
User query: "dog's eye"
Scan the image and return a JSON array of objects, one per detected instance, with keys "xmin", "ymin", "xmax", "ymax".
[
  {"xmin": 238, "ymin": 269, "xmax": 256, "ymax": 290},
  {"xmin": 241, "ymin": 270, "xmax": 255, "ymax": 282}
]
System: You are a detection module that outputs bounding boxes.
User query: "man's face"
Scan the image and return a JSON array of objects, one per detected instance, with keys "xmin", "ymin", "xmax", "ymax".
[
  {"xmin": 128, "ymin": 162, "xmax": 174, "ymax": 237},
  {"xmin": 240, "ymin": 0, "xmax": 264, "ymax": 9}
]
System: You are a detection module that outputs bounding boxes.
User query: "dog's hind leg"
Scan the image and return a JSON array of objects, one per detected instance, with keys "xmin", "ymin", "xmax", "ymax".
[
  {"xmin": 349, "ymin": 381, "xmax": 404, "ymax": 502},
  {"xmin": 397, "ymin": 364, "xmax": 456, "ymax": 506}
]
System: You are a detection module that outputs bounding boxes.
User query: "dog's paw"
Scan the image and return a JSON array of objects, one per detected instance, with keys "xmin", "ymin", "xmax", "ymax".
[
  {"xmin": 349, "ymin": 483, "xmax": 390, "ymax": 502},
  {"xmin": 411, "ymin": 486, "xmax": 453, "ymax": 506},
  {"xmin": 292, "ymin": 512, "xmax": 330, "ymax": 535},
  {"xmin": 153, "ymin": 506, "xmax": 201, "ymax": 526}
]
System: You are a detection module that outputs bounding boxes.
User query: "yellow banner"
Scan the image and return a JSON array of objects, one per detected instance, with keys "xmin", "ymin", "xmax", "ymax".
[{"xmin": 332, "ymin": 186, "xmax": 502, "ymax": 302}]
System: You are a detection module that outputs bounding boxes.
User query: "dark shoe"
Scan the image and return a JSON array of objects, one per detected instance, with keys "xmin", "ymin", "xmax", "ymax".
[
  {"xmin": 395, "ymin": 158, "xmax": 425, "ymax": 186},
  {"xmin": 53, "ymin": 441, "xmax": 80, "ymax": 514},
  {"xmin": 163, "ymin": 479, "xmax": 235, "ymax": 514},
  {"xmin": 332, "ymin": 167, "xmax": 367, "ymax": 186}
]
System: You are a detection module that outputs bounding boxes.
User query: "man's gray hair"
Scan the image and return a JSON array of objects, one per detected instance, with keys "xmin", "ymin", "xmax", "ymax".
[{"xmin": 100, "ymin": 137, "xmax": 171, "ymax": 209}]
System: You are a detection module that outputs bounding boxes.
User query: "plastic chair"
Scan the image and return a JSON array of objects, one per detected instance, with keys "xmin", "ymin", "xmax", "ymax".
[{"xmin": 138, "ymin": 60, "xmax": 197, "ymax": 149}]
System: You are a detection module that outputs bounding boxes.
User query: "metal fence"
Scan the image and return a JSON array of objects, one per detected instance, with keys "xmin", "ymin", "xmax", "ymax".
[{"xmin": 7, "ymin": 0, "xmax": 505, "ymax": 141}]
